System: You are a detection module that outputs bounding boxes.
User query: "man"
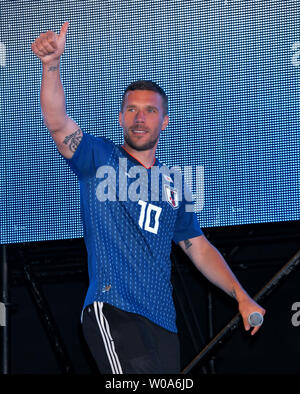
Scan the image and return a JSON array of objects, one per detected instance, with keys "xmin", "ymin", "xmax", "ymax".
[{"xmin": 31, "ymin": 22, "xmax": 265, "ymax": 374}]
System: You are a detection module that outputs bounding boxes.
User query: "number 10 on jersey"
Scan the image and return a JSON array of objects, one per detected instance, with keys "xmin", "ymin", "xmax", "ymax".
[{"xmin": 138, "ymin": 200, "xmax": 162, "ymax": 235}]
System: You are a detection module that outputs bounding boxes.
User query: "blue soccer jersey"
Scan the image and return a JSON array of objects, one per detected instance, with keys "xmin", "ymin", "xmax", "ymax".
[{"xmin": 64, "ymin": 132, "xmax": 203, "ymax": 332}]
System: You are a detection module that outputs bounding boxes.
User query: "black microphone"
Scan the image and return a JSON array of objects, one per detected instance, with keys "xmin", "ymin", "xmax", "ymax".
[{"xmin": 248, "ymin": 312, "xmax": 264, "ymax": 327}]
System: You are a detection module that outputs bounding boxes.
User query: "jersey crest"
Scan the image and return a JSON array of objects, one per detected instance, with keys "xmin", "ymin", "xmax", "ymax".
[{"xmin": 164, "ymin": 184, "xmax": 179, "ymax": 209}]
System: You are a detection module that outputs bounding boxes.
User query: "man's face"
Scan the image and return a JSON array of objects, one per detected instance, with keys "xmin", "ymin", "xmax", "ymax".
[{"xmin": 119, "ymin": 90, "xmax": 169, "ymax": 152}]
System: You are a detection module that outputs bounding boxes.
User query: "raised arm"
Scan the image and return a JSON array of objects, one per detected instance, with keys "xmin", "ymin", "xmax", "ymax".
[
  {"xmin": 179, "ymin": 235, "xmax": 266, "ymax": 335},
  {"xmin": 31, "ymin": 22, "xmax": 82, "ymax": 159}
]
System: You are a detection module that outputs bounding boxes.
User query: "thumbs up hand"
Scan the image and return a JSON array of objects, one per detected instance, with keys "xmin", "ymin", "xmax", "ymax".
[{"xmin": 31, "ymin": 22, "xmax": 69, "ymax": 65}]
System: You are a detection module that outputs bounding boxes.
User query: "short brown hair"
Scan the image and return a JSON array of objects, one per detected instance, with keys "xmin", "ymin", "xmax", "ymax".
[{"xmin": 121, "ymin": 80, "xmax": 168, "ymax": 115}]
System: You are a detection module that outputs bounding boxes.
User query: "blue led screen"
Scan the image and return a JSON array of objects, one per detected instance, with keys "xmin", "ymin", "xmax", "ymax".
[{"xmin": 1, "ymin": 0, "xmax": 299, "ymax": 244}]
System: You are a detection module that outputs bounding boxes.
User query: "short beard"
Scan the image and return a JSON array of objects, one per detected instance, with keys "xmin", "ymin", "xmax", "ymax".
[{"xmin": 123, "ymin": 130, "xmax": 160, "ymax": 151}]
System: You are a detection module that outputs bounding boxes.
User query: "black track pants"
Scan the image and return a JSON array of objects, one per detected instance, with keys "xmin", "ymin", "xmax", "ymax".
[{"xmin": 82, "ymin": 301, "xmax": 180, "ymax": 374}]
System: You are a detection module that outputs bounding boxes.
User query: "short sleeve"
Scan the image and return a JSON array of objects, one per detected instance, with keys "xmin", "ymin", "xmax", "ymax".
[
  {"xmin": 63, "ymin": 132, "xmax": 114, "ymax": 180},
  {"xmin": 172, "ymin": 184, "xmax": 203, "ymax": 244}
]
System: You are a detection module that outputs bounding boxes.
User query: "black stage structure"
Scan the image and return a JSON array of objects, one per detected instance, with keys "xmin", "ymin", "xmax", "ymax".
[{"xmin": 1, "ymin": 220, "xmax": 300, "ymax": 374}]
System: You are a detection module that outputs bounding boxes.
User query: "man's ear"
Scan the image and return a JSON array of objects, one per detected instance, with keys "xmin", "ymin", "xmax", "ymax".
[
  {"xmin": 161, "ymin": 114, "xmax": 169, "ymax": 131},
  {"xmin": 118, "ymin": 111, "xmax": 123, "ymax": 127}
]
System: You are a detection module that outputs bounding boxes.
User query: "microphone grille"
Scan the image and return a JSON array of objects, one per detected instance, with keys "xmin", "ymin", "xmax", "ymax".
[{"xmin": 248, "ymin": 312, "xmax": 264, "ymax": 327}]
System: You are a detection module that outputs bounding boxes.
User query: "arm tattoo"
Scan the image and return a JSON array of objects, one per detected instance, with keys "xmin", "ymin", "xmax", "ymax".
[
  {"xmin": 63, "ymin": 128, "xmax": 82, "ymax": 153},
  {"xmin": 184, "ymin": 239, "xmax": 192, "ymax": 250},
  {"xmin": 47, "ymin": 65, "xmax": 59, "ymax": 71},
  {"xmin": 230, "ymin": 288, "xmax": 237, "ymax": 300}
]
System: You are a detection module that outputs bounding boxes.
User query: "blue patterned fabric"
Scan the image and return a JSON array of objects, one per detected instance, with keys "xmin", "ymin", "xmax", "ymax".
[{"xmin": 65, "ymin": 132, "xmax": 203, "ymax": 332}]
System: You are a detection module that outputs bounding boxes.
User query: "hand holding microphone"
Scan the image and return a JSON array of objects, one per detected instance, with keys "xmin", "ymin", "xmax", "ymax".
[{"xmin": 237, "ymin": 295, "xmax": 266, "ymax": 335}]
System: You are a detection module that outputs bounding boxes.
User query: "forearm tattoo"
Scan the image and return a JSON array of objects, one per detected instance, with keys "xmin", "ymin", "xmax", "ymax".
[
  {"xmin": 47, "ymin": 65, "xmax": 59, "ymax": 72},
  {"xmin": 184, "ymin": 239, "xmax": 192, "ymax": 250},
  {"xmin": 63, "ymin": 128, "xmax": 82, "ymax": 152},
  {"xmin": 230, "ymin": 288, "xmax": 237, "ymax": 300}
]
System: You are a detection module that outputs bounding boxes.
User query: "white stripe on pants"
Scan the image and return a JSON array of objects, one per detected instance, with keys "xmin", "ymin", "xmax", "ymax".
[{"xmin": 93, "ymin": 301, "xmax": 123, "ymax": 374}]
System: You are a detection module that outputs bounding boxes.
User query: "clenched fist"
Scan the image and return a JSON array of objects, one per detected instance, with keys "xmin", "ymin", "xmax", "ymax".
[{"xmin": 31, "ymin": 22, "xmax": 69, "ymax": 65}]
